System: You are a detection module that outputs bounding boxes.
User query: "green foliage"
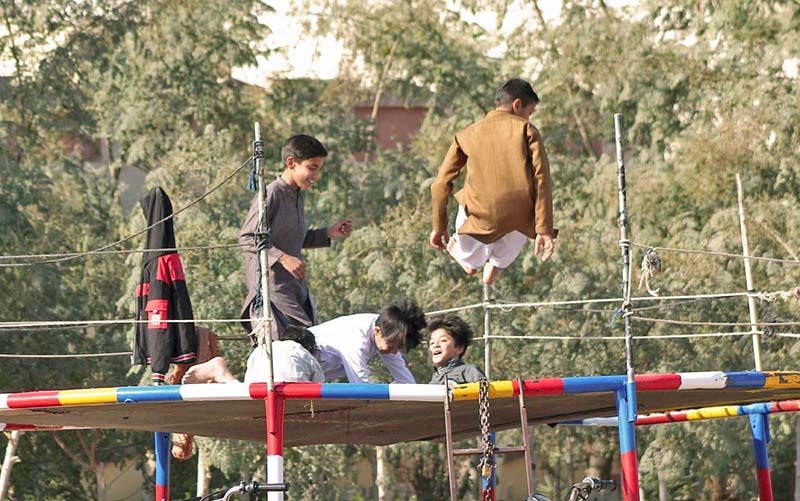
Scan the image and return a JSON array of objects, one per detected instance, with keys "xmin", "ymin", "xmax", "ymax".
[{"xmin": 3, "ymin": 0, "xmax": 800, "ymax": 499}]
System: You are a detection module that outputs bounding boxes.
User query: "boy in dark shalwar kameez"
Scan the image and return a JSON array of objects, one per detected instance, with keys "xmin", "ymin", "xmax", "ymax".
[
  {"xmin": 239, "ymin": 135, "xmax": 353, "ymax": 340},
  {"xmin": 134, "ymin": 187, "xmax": 197, "ymax": 384}
]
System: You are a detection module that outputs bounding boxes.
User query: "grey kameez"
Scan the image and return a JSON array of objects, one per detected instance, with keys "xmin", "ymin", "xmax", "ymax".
[{"xmin": 239, "ymin": 177, "xmax": 330, "ymax": 338}]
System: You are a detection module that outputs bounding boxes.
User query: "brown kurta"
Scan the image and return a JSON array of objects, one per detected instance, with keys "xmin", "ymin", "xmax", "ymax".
[{"xmin": 431, "ymin": 109, "xmax": 555, "ymax": 244}]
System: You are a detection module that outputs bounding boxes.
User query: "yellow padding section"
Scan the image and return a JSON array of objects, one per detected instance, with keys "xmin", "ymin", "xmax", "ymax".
[
  {"xmin": 764, "ymin": 372, "xmax": 800, "ymax": 388},
  {"xmin": 451, "ymin": 381, "xmax": 515, "ymax": 401},
  {"xmin": 59, "ymin": 388, "xmax": 118, "ymax": 406},
  {"xmin": 687, "ymin": 406, "xmax": 739, "ymax": 420}
]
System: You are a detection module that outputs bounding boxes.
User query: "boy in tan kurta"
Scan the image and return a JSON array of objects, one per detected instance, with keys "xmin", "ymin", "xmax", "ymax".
[{"xmin": 430, "ymin": 78, "xmax": 556, "ymax": 284}]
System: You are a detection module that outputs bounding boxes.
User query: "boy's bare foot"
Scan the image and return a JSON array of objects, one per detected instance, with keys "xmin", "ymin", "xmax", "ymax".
[
  {"xmin": 181, "ymin": 356, "xmax": 237, "ymax": 384},
  {"xmin": 446, "ymin": 237, "xmax": 477, "ymax": 275},
  {"xmin": 482, "ymin": 264, "xmax": 503, "ymax": 285}
]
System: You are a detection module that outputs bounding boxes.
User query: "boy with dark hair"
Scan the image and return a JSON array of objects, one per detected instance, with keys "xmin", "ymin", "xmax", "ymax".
[
  {"xmin": 239, "ymin": 134, "xmax": 354, "ymax": 339},
  {"xmin": 430, "ymin": 78, "xmax": 557, "ymax": 285},
  {"xmin": 310, "ymin": 299, "xmax": 427, "ymax": 383},
  {"xmin": 427, "ymin": 315, "xmax": 485, "ymax": 385}
]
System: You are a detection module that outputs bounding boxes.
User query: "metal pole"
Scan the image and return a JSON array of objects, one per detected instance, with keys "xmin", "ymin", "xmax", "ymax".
[
  {"xmin": 153, "ymin": 380, "xmax": 170, "ymax": 501},
  {"xmin": 736, "ymin": 174, "xmax": 762, "ymax": 371},
  {"xmin": 615, "ymin": 114, "xmax": 640, "ymax": 501},
  {"xmin": 254, "ymin": 122, "xmax": 275, "ymax": 390},
  {"xmin": 483, "ymin": 283, "xmax": 492, "ymax": 380},
  {"xmin": 254, "ymin": 122, "xmax": 282, "ymax": 500},
  {"xmin": 749, "ymin": 413, "xmax": 774, "ymax": 501}
]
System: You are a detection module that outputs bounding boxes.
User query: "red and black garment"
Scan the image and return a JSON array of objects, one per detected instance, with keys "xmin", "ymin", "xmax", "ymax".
[{"xmin": 134, "ymin": 187, "xmax": 197, "ymax": 383}]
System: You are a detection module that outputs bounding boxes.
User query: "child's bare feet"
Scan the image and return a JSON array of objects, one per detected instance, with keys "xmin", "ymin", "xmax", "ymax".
[
  {"xmin": 181, "ymin": 357, "xmax": 237, "ymax": 384},
  {"xmin": 482, "ymin": 264, "xmax": 503, "ymax": 285},
  {"xmin": 446, "ymin": 237, "xmax": 477, "ymax": 275}
]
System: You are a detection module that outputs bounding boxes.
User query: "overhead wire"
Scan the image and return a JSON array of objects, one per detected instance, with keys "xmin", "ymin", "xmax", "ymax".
[
  {"xmin": 630, "ymin": 242, "xmax": 800, "ymax": 266},
  {"xmin": 0, "ymin": 155, "xmax": 254, "ymax": 268}
]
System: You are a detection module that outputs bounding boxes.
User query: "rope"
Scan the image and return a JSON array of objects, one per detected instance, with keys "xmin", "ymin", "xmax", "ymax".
[
  {"xmin": 631, "ymin": 242, "xmax": 800, "ymax": 266},
  {"xmin": 632, "ymin": 317, "xmax": 800, "ymax": 327},
  {"xmin": 0, "ymin": 243, "xmax": 247, "ymax": 262},
  {"xmin": 0, "ymin": 156, "xmax": 253, "ymax": 268},
  {"xmin": 483, "ymin": 331, "xmax": 758, "ymax": 341},
  {"xmin": 638, "ymin": 248, "xmax": 661, "ymax": 296},
  {"xmin": 426, "ymin": 302, "xmax": 485, "ymax": 317},
  {"xmin": 756, "ymin": 289, "xmax": 800, "ymax": 302},
  {"xmin": 0, "ymin": 318, "xmax": 245, "ymax": 330},
  {"xmin": 0, "ymin": 351, "xmax": 132, "ymax": 359}
]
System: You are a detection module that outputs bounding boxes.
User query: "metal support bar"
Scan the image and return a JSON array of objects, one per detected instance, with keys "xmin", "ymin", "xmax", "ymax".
[
  {"xmin": 615, "ymin": 388, "xmax": 640, "ymax": 501},
  {"xmin": 518, "ymin": 380, "xmax": 536, "ymax": 497},
  {"xmin": 749, "ymin": 413, "xmax": 773, "ymax": 501},
  {"xmin": 444, "ymin": 396, "xmax": 458, "ymax": 501},
  {"xmin": 736, "ymin": 173, "xmax": 763, "ymax": 371}
]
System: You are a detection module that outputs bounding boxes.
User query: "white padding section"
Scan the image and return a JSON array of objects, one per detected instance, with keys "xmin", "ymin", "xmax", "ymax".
[
  {"xmin": 0, "ymin": 394, "xmax": 8, "ymax": 410},
  {"xmin": 678, "ymin": 372, "xmax": 727, "ymax": 390},
  {"xmin": 388, "ymin": 384, "xmax": 447, "ymax": 402},
  {"xmin": 575, "ymin": 417, "xmax": 619, "ymax": 426},
  {"xmin": 267, "ymin": 455, "xmax": 284, "ymax": 501},
  {"xmin": 0, "ymin": 423, "xmax": 6, "ymax": 431},
  {"xmin": 179, "ymin": 383, "xmax": 253, "ymax": 401}
]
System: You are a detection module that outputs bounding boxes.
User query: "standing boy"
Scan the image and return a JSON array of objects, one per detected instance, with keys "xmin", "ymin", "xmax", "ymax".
[
  {"xmin": 239, "ymin": 134, "xmax": 353, "ymax": 339},
  {"xmin": 430, "ymin": 78, "xmax": 557, "ymax": 284},
  {"xmin": 427, "ymin": 315, "xmax": 485, "ymax": 385}
]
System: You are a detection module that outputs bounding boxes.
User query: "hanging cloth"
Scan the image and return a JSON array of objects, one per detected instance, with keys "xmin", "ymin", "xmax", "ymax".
[{"xmin": 133, "ymin": 187, "xmax": 197, "ymax": 383}]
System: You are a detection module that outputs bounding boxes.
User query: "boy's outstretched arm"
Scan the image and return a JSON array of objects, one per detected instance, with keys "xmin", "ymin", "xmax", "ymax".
[
  {"xmin": 327, "ymin": 218, "xmax": 353, "ymax": 239},
  {"xmin": 430, "ymin": 137, "xmax": 468, "ymax": 250}
]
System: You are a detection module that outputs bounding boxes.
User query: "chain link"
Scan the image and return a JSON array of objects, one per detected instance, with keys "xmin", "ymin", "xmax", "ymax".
[{"xmin": 476, "ymin": 378, "xmax": 496, "ymax": 480}]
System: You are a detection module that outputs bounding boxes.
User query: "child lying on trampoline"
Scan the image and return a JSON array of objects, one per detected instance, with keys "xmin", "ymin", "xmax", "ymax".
[{"xmin": 427, "ymin": 315, "xmax": 484, "ymax": 385}]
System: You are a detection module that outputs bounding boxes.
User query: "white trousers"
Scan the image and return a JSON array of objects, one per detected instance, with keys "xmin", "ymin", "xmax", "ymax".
[{"xmin": 448, "ymin": 206, "xmax": 527, "ymax": 270}]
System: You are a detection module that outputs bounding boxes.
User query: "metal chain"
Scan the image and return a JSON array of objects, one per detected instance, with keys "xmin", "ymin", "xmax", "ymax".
[{"xmin": 477, "ymin": 378, "xmax": 496, "ymax": 479}]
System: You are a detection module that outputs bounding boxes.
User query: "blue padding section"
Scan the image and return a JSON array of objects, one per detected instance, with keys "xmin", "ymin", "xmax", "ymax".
[
  {"xmin": 320, "ymin": 383, "xmax": 390, "ymax": 400},
  {"xmin": 726, "ymin": 372, "xmax": 766, "ymax": 388},
  {"xmin": 155, "ymin": 431, "xmax": 170, "ymax": 486},
  {"xmin": 563, "ymin": 375, "xmax": 625, "ymax": 394},
  {"xmin": 742, "ymin": 402, "xmax": 771, "ymax": 415},
  {"xmin": 616, "ymin": 389, "xmax": 636, "ymax": 454},
  {"xmin": 626, "ymin": 381, "xmax": 638, "ymax": 422},
  {"xmin": 749, "ymin": 414, "xmax": 770, "ymax": 469},
  {"xmin": 116, "ymin": 385, "xmax": 184, "ymax": 403}
]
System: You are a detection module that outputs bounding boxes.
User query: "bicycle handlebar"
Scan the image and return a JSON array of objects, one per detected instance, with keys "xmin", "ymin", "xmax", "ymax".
[
  {"xmin": 211, "ymin": 481, "xmax": 290, "ymax": 501},
  {"xmin": 565, "ymin": 477, "xmax": 617, "ymax": 501}
]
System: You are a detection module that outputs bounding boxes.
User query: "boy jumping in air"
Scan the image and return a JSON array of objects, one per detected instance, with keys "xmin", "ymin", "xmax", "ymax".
[{"xmin": 430, "ymin": 78, "xmax": 557, "ymax": 284}]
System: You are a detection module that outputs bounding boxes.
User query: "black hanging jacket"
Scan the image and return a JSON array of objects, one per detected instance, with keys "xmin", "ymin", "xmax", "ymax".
[{"xmin": 133, "ymin": 187, "xmax": 197, "ymax": 383}]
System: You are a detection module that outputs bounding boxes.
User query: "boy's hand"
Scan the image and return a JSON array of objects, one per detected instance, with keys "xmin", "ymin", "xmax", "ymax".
[
  {"xmin": 429, "ymin": 230, "xmax": 450, "ymax": 250},
  {"xmin": 328, "ymin": 219, "xmax": 354, "ymax": 239},
  {"xmin": 534, "ymin": 233, "xmax": 555, "ymax": 262},
  {"xmin": 278, "ymin": 255, "xmax": 306, "ymax": 280}
]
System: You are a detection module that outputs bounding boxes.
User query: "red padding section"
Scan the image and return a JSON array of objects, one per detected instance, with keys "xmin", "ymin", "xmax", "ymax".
[
  {"xmin": 520, "ymin": 378, "xmax": 565, "ymax": 395},
  {"xmin": 276, "ymin": 382, "xmax": 323, "ymax": 399},
  {"xmin": 756, "ymin": 468, "xmax": 773, "ymax": 501},
  {"xmin": 155, "ymin": 484, "xmax": 169, "ymax": 501},
  {"xmin": 249, "ymin": 383, "xmax": 267, "ymax": 400},
  {"xmin": 773, "ymin": 400, "xmax": 800, "ymax": 412},
  {"xmin": 620, "ymin": 449, "xmax": 640, "ymax": 501},
  {"xmin": 7, "ymin": 391, "xmax": 61, "ymax": 409},
  {"xmin": 637, "ymin": 411, "xmax": 690, "ymax": 425},
  {"xmin": 635, "ymin": 373, "xmax": 682, "ymax": 391}
]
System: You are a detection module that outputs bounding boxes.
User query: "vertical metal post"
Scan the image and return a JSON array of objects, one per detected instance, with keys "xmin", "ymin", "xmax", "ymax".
[
  {"xmin": 615, "ymin": 114, "xmax": 640, "ymax": 500},
  {"xmin": 254, "ymin": 122, "xmax": 282, "ymax": 500},
  {"xmin": 154, "ymin": 428, "xmax": 170, "ymax": 501},
  {"xmin": 736, "ymin": 174, "xmax": 762, "ymax": 371},
  {"xmin": 615, "ymin": 388, "xmax": 640, "ymax": 501},
  {"xmin": 749, "ymin": 413, "xmax": 774, "ymax": 501},
  {"xmin": 444, "ymin": 397, "xmax": 458, "ymax": 501},
  {"xmin": 480, "ymin": 432, "xmax": 497, "ymax": 501},
  {"xmin": 518, "ymin": 380, "xmax": 536, "ymax": 497},
  {"xmin": 483, "ymin": 283, "xmax": 492, "ymax": 380},
  {"xmin": 614, "ymin": 114, "xmax": 636, "ymax": 398},
  {"xmin": 153, "ymin": 380, "xmax": 170, "ymax": 501}
]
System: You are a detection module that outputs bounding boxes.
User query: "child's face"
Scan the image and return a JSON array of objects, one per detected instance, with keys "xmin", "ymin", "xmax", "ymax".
[
  {"xmin": 285, "ymin": 156, "xmax": 325, "ymax": 190},
  {"xmin": 428, "ymin": 328, "xmax": 465, "ymax": 367}
]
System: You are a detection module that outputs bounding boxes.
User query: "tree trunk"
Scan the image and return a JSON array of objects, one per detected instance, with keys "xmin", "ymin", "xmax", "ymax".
[
  {"xmin": 658, "ymin": 467, "xmax": 670, "ymax": 501},
  {"xmin": 94, "ymin": 462, "xmax": 107, "ymax": 501},
  {"xmin": 0, "ymin": 431, "xmax": 23, "ymax": 499},
  {"xmin": 376, "ymin": 445, "xmax": 389, "ymax": 501},
  {"xmin": 197, "ymin": 447, "xmax": 211, "ymax": 498}
]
